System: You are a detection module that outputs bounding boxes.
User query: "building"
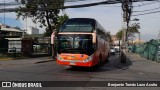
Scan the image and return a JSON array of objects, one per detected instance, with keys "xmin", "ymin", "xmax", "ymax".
[
  {"xmin": 111, "ymin": 35, "xmax": 122, "ymax": 46},
  {"xmin": 0, "ymin": 23, "xmax": 23, "ymax": 52},
  {"xmin": 0, "ymin": 23, "xmax": 23, "ymax": 38},
  {"xmin": 26, "ymin": 26, "xmax": 39, "ymax": 35}
]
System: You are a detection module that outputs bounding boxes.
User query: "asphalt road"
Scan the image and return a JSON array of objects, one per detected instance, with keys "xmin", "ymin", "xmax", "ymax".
[{"xmin": 0, "ymin": 53, "xmax": 160, "ymax": 90}]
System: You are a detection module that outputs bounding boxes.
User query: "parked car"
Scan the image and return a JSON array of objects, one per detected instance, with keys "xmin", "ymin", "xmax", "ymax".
[
  {"xmin": 110, "ymin": 47, "xmax": 116, "ymax": 55},
  {"xmin": 114, "ymin": 46, "xmax": 120, "ymax": 53}
]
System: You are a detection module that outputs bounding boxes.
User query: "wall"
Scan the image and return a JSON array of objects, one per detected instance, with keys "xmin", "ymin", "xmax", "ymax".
[{"xmin": 132, "ymin": 39, "xmax": 160, "ymax": 62}]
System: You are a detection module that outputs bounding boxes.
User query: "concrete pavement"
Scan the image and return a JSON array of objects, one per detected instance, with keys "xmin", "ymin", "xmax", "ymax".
[
  {"xmin": 0, "ymin": 53, "xmax": 160, "ymax": 90},
  {"xmin": 126, "ymin": 52, "xmax": 160, "ymax": 73},
  {"xmin": 0, "ymin": 52, "xmax": 159, "ymax": 73}
]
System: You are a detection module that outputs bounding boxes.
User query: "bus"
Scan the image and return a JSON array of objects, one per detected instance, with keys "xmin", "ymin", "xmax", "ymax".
[{"xmin": 53, "ymin": 18, "xmax": 110, "ymax": 67}]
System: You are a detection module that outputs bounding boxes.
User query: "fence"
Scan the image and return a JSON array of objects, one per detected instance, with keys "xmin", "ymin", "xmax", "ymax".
[
  {"xmin": 32, "ymin": 37, "xmax": 52, "ymax": 56},
  {"xmin": 0, "ymin": 48, "xmax": 22, "ymax": 59},
  {"xmin": 0, "ymin": 38, "xmax": 51, "ymax": 59},
  {"xmin": 32, "ymin": 44, "xmax": 51, "ymax": 55},
  {"xmin": 131, "ymin": 39, "xmax": 160, "ymax": 63}
]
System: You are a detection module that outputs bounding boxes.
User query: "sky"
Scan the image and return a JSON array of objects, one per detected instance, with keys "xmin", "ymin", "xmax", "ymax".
[{"xmin": 0, "ymin": 0, "xmax": 160, "ymax": 41}]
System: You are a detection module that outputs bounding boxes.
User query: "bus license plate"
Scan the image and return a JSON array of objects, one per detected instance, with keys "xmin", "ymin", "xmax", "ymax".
[{"xmin": 70, "ymin": 61, "xmax": 75, "ymax": 65}]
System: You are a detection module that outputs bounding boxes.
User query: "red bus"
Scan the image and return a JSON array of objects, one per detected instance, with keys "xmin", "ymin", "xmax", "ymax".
[{"xmin": 54, "ymin": 18, "xmax": 110, "ymax": 67}]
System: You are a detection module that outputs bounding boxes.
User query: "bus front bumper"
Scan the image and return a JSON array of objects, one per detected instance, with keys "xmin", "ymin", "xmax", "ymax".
[{"xmin": 56, "ymin": 59, "xmax": 95, "ymax": 67}]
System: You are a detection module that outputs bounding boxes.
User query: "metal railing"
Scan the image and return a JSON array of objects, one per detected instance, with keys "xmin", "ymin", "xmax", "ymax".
[{"xmin": 0, "ymin": 47, "xmax": 22, "ymax": 59}]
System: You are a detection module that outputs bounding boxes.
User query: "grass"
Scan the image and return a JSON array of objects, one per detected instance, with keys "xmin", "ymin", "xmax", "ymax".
[
  {"xmin": 0, "ymin": 54, "xmax": 15, "ymax": 60},
  {"xmin": 0, "ymin": 58, "xmax": 15, "ymax": 60}
]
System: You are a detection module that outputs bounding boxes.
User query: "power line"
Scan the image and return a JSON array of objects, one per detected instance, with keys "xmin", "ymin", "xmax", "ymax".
[
  {"xmin": 132, "ymin": 10, "xmax": 160, "ymax": 16},
  {"xmin": 133, "ymin": 0, "xmax": 159, "ymax": 7},
  {"xmin": 133, "ymin": 6, "xmax": 160, "ymax": 12},
  {"xmin": 105, "ymin": 5, "xmax": 121, "ymax": 7},
  {"xmin": 0, "ymin": 0, "xmax": 120, "ymax": 13},
  {"xmin": 0, "ymin": 2, "xmax": 22, "ymax": 6},
  {"xmin": 0, "ymin": 0, "xmax": 158, "ymax": 13},
  {"xmin": 140, "ymin": 15, "xmax": 160, "ymax": 20}
]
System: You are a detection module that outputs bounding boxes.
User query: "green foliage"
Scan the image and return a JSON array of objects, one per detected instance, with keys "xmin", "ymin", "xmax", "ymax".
[
  {"xmin": 57, "ymin": 14, "xmax": 69, "ymax": 31},
  {"xmin": 116, "ymin": 30, "xmax": 123, "ymax": 40},
  {"xmin": 127, "ymin": 23, "xmax": 140, "ymax": 37},
  {"xmin": 116, "ymin": 23, "xmax": 140, "ymax": 40},
  {"xmin": 15, "ymin": 0, "xmax": 64, "ymax": 36},
  {"xmin": 43, "ymin": 14, "xmax": 69, "ymax": 36}
]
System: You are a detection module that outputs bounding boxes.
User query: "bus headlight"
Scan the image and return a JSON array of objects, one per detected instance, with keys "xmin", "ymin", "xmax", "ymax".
[
  {"xmin": 83, "ymin": 54, "xmax": 93, "ymax": 62},
  {"xmin": 57, "ymin": 53, "xmax": 62, "ymax": 60}
]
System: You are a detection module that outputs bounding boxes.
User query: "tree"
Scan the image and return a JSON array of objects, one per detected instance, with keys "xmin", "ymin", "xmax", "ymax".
[
  {"xmin": 15, "ymin": 0, "xmax": 64, "ymax": 35},
  {"xmin": 57, "ymin": 13, "xmax": 69, "ymax": 30},
  {"xmin": 44, "ymin": 13, "xmax": 69, "ymax": 36},
  {"xmin": 116, "ymin": 23, "xmax": 140, "ymax": 41},
  {"xmin": 127, "ymin": 23, "xmax": 140, "ymax": 44},
  {"xmin": 127, "ymin": 23, "xmax": 140, "ymax": 37},
  {"xmin": 116, "ymin": 29, "xmax": 123, "ymax": 40},
  {"xmin": 105, "ymin": 32, "xmax": 112, "ymax": 42}
]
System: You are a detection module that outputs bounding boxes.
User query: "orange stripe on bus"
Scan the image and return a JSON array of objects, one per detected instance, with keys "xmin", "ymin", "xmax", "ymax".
[{"xmin": 59, "ymin": 53, "xmax": 89, "ymax": 60}]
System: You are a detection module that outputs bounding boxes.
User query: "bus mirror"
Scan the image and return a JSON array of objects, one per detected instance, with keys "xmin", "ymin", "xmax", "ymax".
[
  {"xmin": 51, "ymin": 32, "xmax": 55, "ymax": 44},
  {"xmin": 92, "ymin": 33, "xmax": 96, "ymax": 43}
]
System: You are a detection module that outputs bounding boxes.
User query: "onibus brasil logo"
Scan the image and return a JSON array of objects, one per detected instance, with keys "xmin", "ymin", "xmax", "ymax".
[{"xmin": 1, "ymin": 82, "xmax": 42, "ymax": 87}]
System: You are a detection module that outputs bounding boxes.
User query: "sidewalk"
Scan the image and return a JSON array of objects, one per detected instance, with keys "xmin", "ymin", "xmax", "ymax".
[
  {"xmin": 126, "ymin": 52, "xmax": 159, "ymax": 63},
  {"xmin": 125, "ymin": 52, "xmax": 160, "ymax": 73},
  {"xmin": 0, "ymin": 57, "xmax": 54, "ymax": 65}
]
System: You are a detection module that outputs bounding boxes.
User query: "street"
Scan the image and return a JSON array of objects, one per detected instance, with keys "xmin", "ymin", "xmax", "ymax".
[{"xmin": 0, "ymin": 53, "xmax": 160, "ymax": 90}]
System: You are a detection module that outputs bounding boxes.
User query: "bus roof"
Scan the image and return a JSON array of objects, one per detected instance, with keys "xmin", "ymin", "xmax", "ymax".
[{"xmin": 64, "ymin": 18, "xmax": 96, "ymax": 24}]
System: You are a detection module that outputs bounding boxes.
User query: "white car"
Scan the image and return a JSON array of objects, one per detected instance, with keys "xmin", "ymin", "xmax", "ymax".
[
  {"xmin": 114, "ymin": 46, "xmax": 120, "ymax": 53},
  {"xmin": 110, "ymin": 48, "xmax": 116, "ymax": 55}
]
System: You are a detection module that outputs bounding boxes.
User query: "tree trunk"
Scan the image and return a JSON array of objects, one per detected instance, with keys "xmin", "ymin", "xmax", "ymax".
[{"xmin": 42, "ymin": 3, "xmax": 55, "ymax": 58}]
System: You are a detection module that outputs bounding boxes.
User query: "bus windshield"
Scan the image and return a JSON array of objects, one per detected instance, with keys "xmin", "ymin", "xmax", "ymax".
[
  {"xmin": 58, "ymin": 34, "xmax": 94, "ymax": 55},
  {"xmin": 59, "ymin": 18, "xmax": 95, "ymax": 32}
]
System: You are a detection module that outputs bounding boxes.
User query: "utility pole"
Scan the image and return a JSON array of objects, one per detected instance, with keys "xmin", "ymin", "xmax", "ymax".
[
  {"xmin": 122, "ymin": 0, "xmax": 132, "ymax": 46},
  {"xmin": 121, "ymin": 0, "xmax": 133, "ymax": 63}
]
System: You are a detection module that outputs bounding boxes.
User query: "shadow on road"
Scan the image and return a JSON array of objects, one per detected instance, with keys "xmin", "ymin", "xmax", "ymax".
[{"xmin": 114, "ymin": 57, "xmax": 133, "ymax": 70}]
